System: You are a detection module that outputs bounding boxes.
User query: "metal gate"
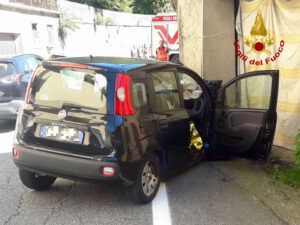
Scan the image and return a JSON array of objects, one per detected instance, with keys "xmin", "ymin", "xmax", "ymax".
[{"xmin": 0, "ymin": 33, "xmax": 17, "ymax": 56}]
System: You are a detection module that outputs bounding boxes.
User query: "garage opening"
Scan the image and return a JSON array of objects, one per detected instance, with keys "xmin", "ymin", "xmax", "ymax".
[{"xmin": 0, "ymin": 33, "xmax": 22, "ymax": 57}]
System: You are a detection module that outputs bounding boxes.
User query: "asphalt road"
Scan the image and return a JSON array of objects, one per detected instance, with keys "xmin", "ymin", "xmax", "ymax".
[{"xmin": 0, "ymin": 120, "xmax": 287, "ymax": 225}]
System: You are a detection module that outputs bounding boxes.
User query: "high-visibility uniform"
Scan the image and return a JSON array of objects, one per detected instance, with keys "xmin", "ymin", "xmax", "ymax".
[{"xmin": 156, "ymin": 47, "xmax": 169, "ymax": 61}]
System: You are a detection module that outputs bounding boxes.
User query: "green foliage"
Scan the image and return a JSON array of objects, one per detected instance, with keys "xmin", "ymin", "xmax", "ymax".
[
  {"xmin": 70, "ymin": 0, "xmax": 133, "ymax": 12},
  {"xmin": 105, "ymin": 17, "xmax": 114, "ymax": 26},
  {"xmin": 58, "ymin": 10, "xmax": 82, "ymax": 47},
  {"xmin": 131, "ymin": 0, "xmax": 172, "ymax": 14},
  {"xmin": 272, "ymin": 166, "xmax": 300, "ymax": 188},
  {"xmin": 95, "ymin": 13, "xmax": 105, "ymax": 25},
  {"xmin": 95, "ymin": 14, "xmax": 114, "ymax": 26},
  {"xmin": 271, "ymin": 131, "xmax": 300, "ymax": 188},
  {"xmin": 69, "ymin": 0, "xmax": 174, "ymax": 14},
  {"xmin": 296, "ymin": 131, "xmax": 300, "ymax": 166}
]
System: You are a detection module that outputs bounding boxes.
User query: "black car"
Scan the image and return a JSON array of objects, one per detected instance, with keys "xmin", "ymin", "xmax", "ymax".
[
  {"xmin": 13, "ymin": 57, "xmax": 279, "ymax": 203},
  {"xmin": 0, "ymin": 54, "xmax": 43, "ymax": 120}
]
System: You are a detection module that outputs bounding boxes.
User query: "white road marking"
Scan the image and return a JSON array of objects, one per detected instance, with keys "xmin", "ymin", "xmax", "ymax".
[{"xmin": 152, "ymin": 182, "xmax": 172, "ymax": 225}]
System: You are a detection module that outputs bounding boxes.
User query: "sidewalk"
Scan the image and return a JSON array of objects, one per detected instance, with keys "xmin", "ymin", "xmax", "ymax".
[{"xmin": 210, "ymin": 146, "xmax": 300, "ymax": 225}]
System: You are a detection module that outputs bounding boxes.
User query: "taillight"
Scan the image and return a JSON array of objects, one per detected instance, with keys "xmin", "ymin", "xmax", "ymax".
[
  {"xmin": 114, "ymin": 73, "xmax": 135, "ymax": 115},
  {"xmin": 102, "ymin": 166, "xmax": 115, "ymax": 176},
  {"xmin": 25, "ymin": 66, "xmax": 38, "ymax": 103},
  {"xmin": 13, "ymin": 148, "xmax": 18, "ymax": 159},
  {"xmin": 0, "ymin": 73, "xmax": 24, "ymax": 84}
]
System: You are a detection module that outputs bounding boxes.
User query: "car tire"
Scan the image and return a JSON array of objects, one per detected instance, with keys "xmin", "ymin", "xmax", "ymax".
[
  {"xmin": 19, "ymin": 169, "xmax": 56, "ymax": 191},
  {"xmin": 126, "ymin": 154, "xmax": 161, "ymax": 204}
]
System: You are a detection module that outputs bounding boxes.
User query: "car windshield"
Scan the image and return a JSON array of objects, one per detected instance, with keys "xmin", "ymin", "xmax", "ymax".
[
  {"xmin": 30, "ymin": 66, "xmax": 107, "ymax": 114},
  {"xmin": 0, "ymin": 62, "xmax": 17, "ymax": 77}
]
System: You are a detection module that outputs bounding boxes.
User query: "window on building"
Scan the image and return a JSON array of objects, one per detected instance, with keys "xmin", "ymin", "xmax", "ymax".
[
  {"xmin": 0, "ymin": 33, "xmax": 17, "ymax": 56},
  {"xmin": 32, "ymin": 23, "xmax": 41, "ymax": 49},
  {"xmin": 47, "ymin": 25, "xmax": 54, "ymax": 47}
]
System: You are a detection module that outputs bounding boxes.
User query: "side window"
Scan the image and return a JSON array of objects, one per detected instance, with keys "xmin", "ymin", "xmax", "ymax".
[
  {"xmin": 178, "ymin": 72, "xmax": 203, "ymax": 100},
  {"xmin": 224, "ymin": 75, "xmax": 272, "ymax": 110},
  {"xmin": 132, "ymin": 82, "xmax": 147, "ymax": 108},
  {"xmin": 151, "ymin": 71, "xmax": 180, "ymax": 111}
]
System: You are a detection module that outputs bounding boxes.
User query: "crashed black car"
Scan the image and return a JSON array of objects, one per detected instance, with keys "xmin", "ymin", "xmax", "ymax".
[{"xmin": 13, "ymin": 57, "xmax": 279, "ymax": 203}]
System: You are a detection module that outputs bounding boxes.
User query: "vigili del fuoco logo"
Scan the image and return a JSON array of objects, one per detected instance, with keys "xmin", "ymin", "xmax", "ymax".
[{"xmin": 234, "ymin": 9, "xmax": 284, "ymax": 66}]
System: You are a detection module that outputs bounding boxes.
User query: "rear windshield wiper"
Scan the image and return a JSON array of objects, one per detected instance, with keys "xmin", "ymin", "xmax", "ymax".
[{"xmin": 61, "ymin": 102, "xmax": 98, "ymax": 111}]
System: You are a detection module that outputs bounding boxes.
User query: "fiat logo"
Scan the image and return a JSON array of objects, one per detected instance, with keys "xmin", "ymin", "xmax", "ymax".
[{"xmin": 58, "ymin": 110, "xmax": 67, "ymax": 120}]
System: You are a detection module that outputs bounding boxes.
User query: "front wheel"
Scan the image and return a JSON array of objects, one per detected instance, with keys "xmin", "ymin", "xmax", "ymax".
[
  {"xmin": 126, "ymin": 154, "xmax": 161, "ymax": 204},
  {"xmin": 19, "ymin": 169, "xmax": 56, "ymax": 191}
]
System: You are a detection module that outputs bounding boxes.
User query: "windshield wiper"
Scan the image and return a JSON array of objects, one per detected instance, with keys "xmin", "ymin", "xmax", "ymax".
[{"xmin": 61, "ymin": 102, "xmax": 98, "ymax": 111}]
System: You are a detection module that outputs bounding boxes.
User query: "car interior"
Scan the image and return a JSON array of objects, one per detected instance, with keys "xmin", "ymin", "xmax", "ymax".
[{"xmin": 178, "ymin": 71, "xmax": 212, "ymax": 147}]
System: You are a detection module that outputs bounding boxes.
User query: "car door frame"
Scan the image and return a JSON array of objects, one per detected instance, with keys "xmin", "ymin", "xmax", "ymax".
[
  {"xmin": 176, "ymin": 67, "xmax": 214, "ymax": 145},
  {"xmin": 213, "ymin": 70, "xmax": 279, "ymax": 161},
  {"xmin": 146, "ymin": 67, "xmax": 192, "ymax": 172}
]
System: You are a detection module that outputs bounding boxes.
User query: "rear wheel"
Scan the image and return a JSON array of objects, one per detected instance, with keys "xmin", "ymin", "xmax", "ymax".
[
  {"xmin": 126, "ymin": 154, "xmax": 161, "ymax": 204},
  {"xmin": 19, "ymin": 169, "xmax": 56, "ymax": 191}
]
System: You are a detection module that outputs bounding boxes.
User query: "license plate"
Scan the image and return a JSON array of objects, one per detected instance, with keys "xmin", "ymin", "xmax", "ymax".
[{"xmin": 39, "ymin": 125, "xmax": 84, "ymax": 144}]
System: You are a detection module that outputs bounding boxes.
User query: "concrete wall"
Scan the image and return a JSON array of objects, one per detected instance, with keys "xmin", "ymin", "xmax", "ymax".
[
  {"xmin": 203, "ymin": 0, "xmax": 235, "ymax": 82},
  {"xmin": 0, "ymin": 0, "xmax": 153, "ymax": 59},
  {"xmin": 178, "ymin": 0, "xmax": 203, "ymax": 76},
  {"xmin": 57, "ymin": 0, "xmax": 153, "ymax": 58},
  {"xmin": 178, "ymin": 0, "xmax": 235, "ymax": 83}
]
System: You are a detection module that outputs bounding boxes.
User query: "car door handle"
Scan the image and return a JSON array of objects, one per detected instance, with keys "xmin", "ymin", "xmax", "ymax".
[{"xmin": 159, "ymin": 119, "xmax": 168, "ymax": 127}]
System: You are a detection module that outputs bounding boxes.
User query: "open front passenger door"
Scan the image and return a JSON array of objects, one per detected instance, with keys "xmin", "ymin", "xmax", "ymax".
[{"xmin": 213, "ymin": 70, "xmax": 279, "ymax": 161}]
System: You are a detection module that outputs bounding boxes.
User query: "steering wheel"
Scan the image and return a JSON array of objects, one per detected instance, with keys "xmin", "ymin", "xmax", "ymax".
[{"xmin": 187, "ymin": 97, "xmax": 204, "ymax": 118}]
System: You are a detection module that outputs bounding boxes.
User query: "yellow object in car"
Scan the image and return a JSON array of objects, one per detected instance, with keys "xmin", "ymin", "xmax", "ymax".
[{"xmin": 188, "ymin": 122, "xmax": 203, "ymax": 152}]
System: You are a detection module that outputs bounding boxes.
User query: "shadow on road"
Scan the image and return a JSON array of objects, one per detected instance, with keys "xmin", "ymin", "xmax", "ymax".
[{"xmin": 0, "ymin": 120, "xmax": 16, "ymax": 133}]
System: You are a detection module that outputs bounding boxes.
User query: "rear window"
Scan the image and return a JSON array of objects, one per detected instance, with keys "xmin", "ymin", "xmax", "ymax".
[
  {"xmin": 0, "ymin": 62, "xmax": 17, "ymax": 77},
  {"xmin": 30, "ymin": 66, "xmax": 107, "ymax": 113}
]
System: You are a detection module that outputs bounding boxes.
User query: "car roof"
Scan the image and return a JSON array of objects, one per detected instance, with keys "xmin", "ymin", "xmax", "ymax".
[
  {"xmin": 0, "ymin": 59, "xmax": 12, "ymax": 63},
  {"xmin": 48, "ymin": 56, "xmax": 171, "ymax": 73}
]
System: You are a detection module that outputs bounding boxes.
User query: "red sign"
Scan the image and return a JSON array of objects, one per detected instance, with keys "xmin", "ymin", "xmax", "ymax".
[
  {"xmin": 154, "ymin": 25, "xmax": 178, "ymax": 45},
  {"xmin": 152, "ymin": 15, "xmax": 177, "ymax": 22}
]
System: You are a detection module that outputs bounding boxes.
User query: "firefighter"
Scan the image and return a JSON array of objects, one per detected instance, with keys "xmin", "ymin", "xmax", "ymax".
[{"xmin": 155, "ymin": 40, "xmax": 169, "ymax": 61}]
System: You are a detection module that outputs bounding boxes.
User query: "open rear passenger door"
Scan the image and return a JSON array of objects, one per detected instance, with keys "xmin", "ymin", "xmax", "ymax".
[{"xmin": 212, "ymin": 70, "xmax": 279, "ymax": 161}]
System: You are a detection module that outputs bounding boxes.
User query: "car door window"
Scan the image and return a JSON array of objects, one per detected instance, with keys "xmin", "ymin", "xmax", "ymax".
[
  {"xmin": 132, "ymin": 82, "xmax": 147, "ymax": 108},
  {"xmin": 224, "ymin": 74, "xmax": 272, "ymax": 110},
  {"xmin": 151, "ymin": 71, "xmax": 180, "ymax": 111}
]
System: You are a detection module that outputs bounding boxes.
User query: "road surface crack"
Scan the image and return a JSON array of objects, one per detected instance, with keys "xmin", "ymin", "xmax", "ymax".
[{"xmin": 3, "ymin": 188, "xmax": 27, "ymax": 225}]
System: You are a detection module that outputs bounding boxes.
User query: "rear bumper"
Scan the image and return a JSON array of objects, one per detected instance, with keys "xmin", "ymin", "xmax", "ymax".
[
  {"xmin": 13, "ymin": 144, "xmax": 122, "ymax": 182},
  {"xmin": 0, "ymin": 100, "xmax": 24, "ymax": 120}
]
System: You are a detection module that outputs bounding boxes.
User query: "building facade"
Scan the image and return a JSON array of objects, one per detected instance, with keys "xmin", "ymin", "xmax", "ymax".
[{"xmin": 0, "ymin": 0, "xmax": 60, "ymax": 58}]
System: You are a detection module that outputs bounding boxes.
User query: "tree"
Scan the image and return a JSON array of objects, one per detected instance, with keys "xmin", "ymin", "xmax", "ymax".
[
  {"xmin": 131, "ymin": 0, "xmax": 172, "ymax": 14},
  {"xmin": 68, "ymin": 0, "xmax": 173, "ymax": 14},
  {"xmin": 69, "ymin": 0, "xmax": 132, "ymax": 12}
]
